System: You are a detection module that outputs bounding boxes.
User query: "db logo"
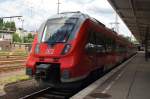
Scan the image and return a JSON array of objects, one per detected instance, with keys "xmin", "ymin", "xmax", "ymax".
[{"xmin": 46, "ymin": 48, "xmax": 54, "ymax": 54}]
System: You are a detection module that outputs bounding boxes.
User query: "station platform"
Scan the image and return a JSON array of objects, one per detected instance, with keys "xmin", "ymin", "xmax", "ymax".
[{"xmin": 71, "ymin": 52, "xmax": 150, "ymax": 99}]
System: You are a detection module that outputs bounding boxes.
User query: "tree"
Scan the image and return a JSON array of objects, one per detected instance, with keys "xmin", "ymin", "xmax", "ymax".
[
  {"xmin": 10, "ymin": 21, "xmax": 16, "ymax": 31},
  {"xmin": 23, "ymin": 33, "xmax": 34, "ymax": 43},
  {"xmin": 2, "ymin": 21, "xmax": 16, "ymax": 31},
  {"xmin": 13, "ymin": 33, "xmax": 22, "ymax": 42},
  {"xmin": 0, "ymin": 19, "xmax": 16, "ymax": 31},
  {"xmin": 0, "ymin": 18, "xmax": 3, "ymax": 30},
  {"xmin": 4, "ymin": 21, "xmax": 10, "ymax": 30}
]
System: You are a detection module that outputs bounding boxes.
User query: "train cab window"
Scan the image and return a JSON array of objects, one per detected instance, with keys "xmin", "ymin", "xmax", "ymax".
[
  {"xmin": 40, "ymin": 18, "xmax": 78, "ymax": 44},
  {"xmin": 38, "ymin": 21, "xmax": 46, "ymax": 43}
]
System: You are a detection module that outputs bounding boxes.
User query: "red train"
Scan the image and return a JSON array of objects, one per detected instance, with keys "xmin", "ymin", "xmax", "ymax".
[{"xmin": 26, "ymin": 11, "xmax": 136, "ymax": 88}]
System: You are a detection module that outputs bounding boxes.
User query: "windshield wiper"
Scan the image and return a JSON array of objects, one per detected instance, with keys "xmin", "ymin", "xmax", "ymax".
[{"xmin": 44, "ymin": 41, "xmax": 65, "ymax": 45}]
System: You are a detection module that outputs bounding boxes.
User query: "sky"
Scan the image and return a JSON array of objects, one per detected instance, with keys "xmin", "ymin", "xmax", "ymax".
[{"xmin": 0, "ymin": 0, "xmax": 134, "ymax": 37}]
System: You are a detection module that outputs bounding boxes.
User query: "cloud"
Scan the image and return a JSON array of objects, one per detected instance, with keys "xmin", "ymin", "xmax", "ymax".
[
  {"xmin": 0, "ymin": 0, "xmax": 133, "ymax": 37},
  {"xmin": 0, "ymin": 0, "xmax": 57, "ymax": 31},
  {"xmin": 0, "ymin": 0, "xmax": 15, "ymax": 3},
  {"xmin": 64, "ymin": 0, "xmax": 94, "ymax": 4},
  {"xmin": 87, "ymin": 6, "xmax": 113, "ymax": 15}
]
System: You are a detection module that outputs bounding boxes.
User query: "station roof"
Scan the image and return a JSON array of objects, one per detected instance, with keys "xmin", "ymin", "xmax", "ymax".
[{"xmin": 108, "ymin": 0, "xmax": 150, "ymax": 44}]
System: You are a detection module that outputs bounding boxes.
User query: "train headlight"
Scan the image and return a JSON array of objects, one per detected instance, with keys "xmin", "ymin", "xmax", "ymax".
[
  {"xmin": 61, "ymin": 44, "xmax": 71, "ymax": 55},
  {"xmin": 35, "ymin": 44, "xmax": 40, "ymax": 54},
  {"xmin": 62, "ymin": 70, "xmax": 70, "ymax": 79}
]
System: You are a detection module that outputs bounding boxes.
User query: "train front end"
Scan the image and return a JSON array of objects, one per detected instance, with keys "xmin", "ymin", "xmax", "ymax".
[{"xmin": 25, "ymin": 12, "xmax": 86, "ymax": 88}]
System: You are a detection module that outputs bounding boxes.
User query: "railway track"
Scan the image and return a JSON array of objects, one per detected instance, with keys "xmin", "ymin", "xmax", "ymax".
[
  {"xmin": 20, "ymin": 87, "xmax": 78, "ymax": 99},
  {"xmin": 0, "ymin": 65, "xmax": 24, "ymax": 73},
  {"xmin": 18, "ymin": 73, "xmax": 103, "ymax": 99},
  {"xmin": 0, "ymin": 60, "xmax": 26, "ymax": 65},
  {"xmin": 0, "ymin": 63, "xmax": 24, "ymax": 67},
  {"xmin": 0, "ymin": 62, "xmax": 25, "ymax": 73},
  {"xmin": 0, "ymin": 54, "xmax": 27, "ymax": 73},
  {"xmin": 0, "ymin": 55, "xmax": 27, "ymax": 58},
  {"xmin": 0, "ymin": 57, "xmax": 26, "ymax": 61}
]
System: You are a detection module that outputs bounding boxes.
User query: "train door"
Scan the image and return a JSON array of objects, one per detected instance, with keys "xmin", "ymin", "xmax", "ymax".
[
  {"xmin": 104, "ymin": 37, "xmax": 119, "ymax": 70},
  {"xmin": 95, "ymin": 32, "xmax": 106, "ymax": 70},
  {"xmin": 85, "ymin": 31, "xmax": 97, "ymax": 70}
]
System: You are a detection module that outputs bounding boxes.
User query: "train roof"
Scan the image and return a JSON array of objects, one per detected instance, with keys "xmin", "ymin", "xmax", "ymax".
[
  {"xmin": 47, "ymin": 11, "xmax": 134, "ymax": 46},
  {"xmin": 48, "ymin": 11, "xmax": 90, "ymax": 20},
  {"xmin": 48, "ymin": 11, "xmax": 106, "ymax": 28}
]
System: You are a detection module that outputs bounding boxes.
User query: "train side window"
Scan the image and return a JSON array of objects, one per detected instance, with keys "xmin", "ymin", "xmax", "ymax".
[
  {"xmin": 85, "ymin": 31, "xmax": 96, "ymax": 53},
  {"xmin": 112, "ymin": 40, "xmax": 116, "ymax": 52},
  {"xmin": 95, "ymin": 33, "xmax": 106, "ymax": 53},
  {"xmin": 116, "ymin": 45, "xmax": 120, "ymax": 53},
  {"xmin": 105, "ymin": 37, "xmax": 114, "ymax": 53},
  {"xmin": 116, "ymin": 45, "xmax": 126, "ymax": 53}
]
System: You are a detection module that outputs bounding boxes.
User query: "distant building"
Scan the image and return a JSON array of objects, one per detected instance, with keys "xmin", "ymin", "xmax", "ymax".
[
  {"xmin": 0, "ymin": 32, "xmax": 13, "ymax": 41},
  {"xmin": 16, "ymin": 28, "xmax": 36, "ymax": 38},
  {"xmin": 0, "ymin": 30, "xmax": 14, "ymax": 50}
]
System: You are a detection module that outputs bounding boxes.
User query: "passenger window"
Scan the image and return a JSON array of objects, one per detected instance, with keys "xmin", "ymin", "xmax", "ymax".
[
  {"xmin": 105, "ymin": 37, "xmax": 113, "ymax": 52},
  {"xmin": 112, "ymin": 40, "xmax": 116, "ymax": 52},
  {"xmin": 95, "ymin": 33, "xmax": 106, "ymax": 53},
  {"xmin": 85, "ymin": 31, "xmax": 96, "ymax": 53}
]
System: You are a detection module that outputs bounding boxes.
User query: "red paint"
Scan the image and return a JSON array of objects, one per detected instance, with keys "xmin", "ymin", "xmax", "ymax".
[{"xmin": 26, "ymin": 13, "xmax": 136, "ymax": 83}]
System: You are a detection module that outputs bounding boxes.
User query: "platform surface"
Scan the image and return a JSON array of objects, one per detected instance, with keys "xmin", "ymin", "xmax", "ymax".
[{"xmin": 84, "ymin": 52, "xmax": 150, "ymax": 99}]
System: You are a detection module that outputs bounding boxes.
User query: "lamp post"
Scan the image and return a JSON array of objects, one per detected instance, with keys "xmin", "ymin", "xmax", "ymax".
[{"xmin": 57, "ymin": 0, "xmax": 61, "ymax": 14}]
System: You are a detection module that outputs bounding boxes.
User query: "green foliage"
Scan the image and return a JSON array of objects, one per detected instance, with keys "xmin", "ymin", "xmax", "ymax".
[
  {"xmin": 4, "ymin": 21, "xmax": 16, "ymax": 31},
  {"xmin": 0, "ymin": 20, "xmax": 16, "ymax": 31},
  {"xmin": 10, "ymin": 21, "xmax": 16, "ymax": 31},
  {"xmin": 0, "ymin": 18, "xmax": 3, "ymax": 30},
  {"xmin": 13, "ymin": 33, "xmax": 22, "ymax": 42},
  {"xmin": 23, "ymin": 33, "xmax": 34, "ymax": 43}
]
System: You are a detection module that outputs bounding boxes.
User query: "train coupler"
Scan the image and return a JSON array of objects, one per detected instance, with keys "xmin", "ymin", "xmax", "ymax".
[{"xmin": 35, "ymin": 64, "xmax": 51, "ymax": 80}]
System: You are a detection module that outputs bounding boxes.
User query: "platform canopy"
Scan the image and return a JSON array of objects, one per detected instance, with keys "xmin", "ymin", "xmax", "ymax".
[{"xmin": 108, "ymin": 0, "xmax": 150, "ymax": 44}]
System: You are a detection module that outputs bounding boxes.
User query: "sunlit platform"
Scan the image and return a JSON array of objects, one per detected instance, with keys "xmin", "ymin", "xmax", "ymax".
[{"xmin": 71, "ymin": 52, "xmax": 150, "ymax": 99}]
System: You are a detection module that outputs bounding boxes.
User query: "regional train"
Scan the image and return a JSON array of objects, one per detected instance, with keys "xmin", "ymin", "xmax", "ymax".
[{"xmin": 26, "ymin": 11, "xmax": 136, "ymax": 89}]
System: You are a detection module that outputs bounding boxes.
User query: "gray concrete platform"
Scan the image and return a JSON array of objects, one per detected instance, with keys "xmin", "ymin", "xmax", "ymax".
[
  {"xmin": 71, "ymin": 52, "xmax": 150, "ymax": 99},
  {"xmin": 85, "ymin": 52, "xmax": 150, "ymax": 99}
]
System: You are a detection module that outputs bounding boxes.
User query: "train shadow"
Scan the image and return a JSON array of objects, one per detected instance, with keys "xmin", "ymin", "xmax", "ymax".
[{"xmin": 0, "ymin": 79, "xmax": 47, "ymax": 99}]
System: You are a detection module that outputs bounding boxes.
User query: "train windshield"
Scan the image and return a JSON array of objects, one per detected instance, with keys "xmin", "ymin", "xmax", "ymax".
[{"xmin": 41, "ymin": 18, "xmax": 78, "ymax": 43}]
